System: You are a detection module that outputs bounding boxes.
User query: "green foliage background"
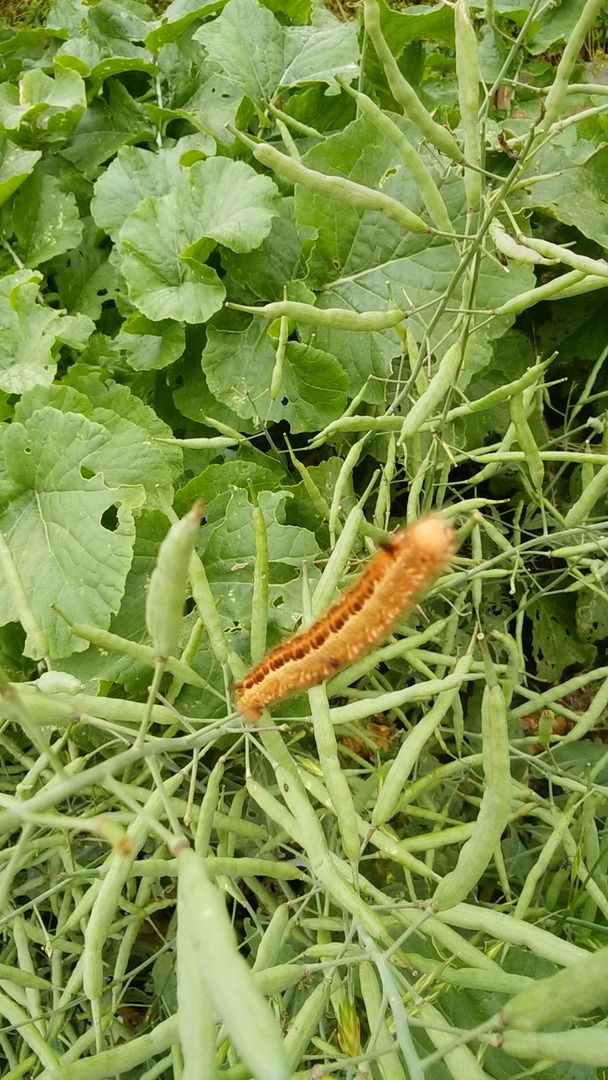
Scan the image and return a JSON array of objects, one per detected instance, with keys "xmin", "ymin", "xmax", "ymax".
[{"xmin": 0, "ymin": 0, "xmax": 607, "ymax": 1077}]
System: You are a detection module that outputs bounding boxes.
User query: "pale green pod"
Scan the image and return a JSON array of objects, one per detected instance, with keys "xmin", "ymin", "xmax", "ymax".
[
  {"xmin": 538, "ymin": 0, "xmax": 606, "ymax": 134},
  {"xmin": 509, "ymin": 390, "xmax": 544, "ymax": 491},
  {"xmin": 445, "ymin": 357, "xmax": 555, "ymax": 421},
  {"xmin": 372, "ymin": 649, "xmax": 474, "ymax": 826},
  {"xmin": 455, "ymin": 0, "xmax": 482, "ymax": 210},
  {"xmin": 285, "ymin": 436, "xmax": 331, "ymax": 521},
  {"xmin": 493, "ymin": 269, "xmax": 588, "ymax": 316},
  {"xmin": 489, "ymin": 221, "xmax": 555, "ymax": 265},
  {"xmin": 177, "ymin": 846, "xmax": 288, "ymax": 1080},
  {"xmin": 502, "ymin": 1025, "xmax": 608, "ymax": 1067},
  {"xmin": 269, "ymin": 311, "xmax": 289, "ymax": 400},
  {"xmin": 512, "ymin": 232, "xmax": 608, "ymax": 278},
  {"xmin": 38, "ymin": 1017, "xmax": 178, "ymax": 1080},
  {"xmin": 312, "ymin": 504, "xmax": 363, "ymax": 616},
  {"xmin": 336, "ymin": 77, "xmax": 454, "ymax": 235},
  {"xmin": 35, "ymin": 671, "xmax": 84, "ymax": 695},
  {"xmin": 145, "ymin": 501, "xmax": 204, "ymax": 660},
  {"xmin": 240, "ymin": 134, "xmax": 431, "ymax": 235},
  {"xmin": 250, "ymin": 502, "xmax": 269, "ymax": 664},
  {"xmin": 66, "ymin": 618, "xmax": 207, "ymax": 688},
  {"xmin": 399, "ymin": 341, "xmax": 462, "ymax": 441},
  {"xmin": 564, "ymin": 460, "xmax": 608, "ymax": 527},
  {"xmin": 308, "ymin": 683, "xmax": 360, "ymax": 861},
  {"xmin": 251, "ymin": 904, "xmax": 290, "ymax": 973},
  {"xmin": 283, "ymin": 978, "xmax": 332, "ymax": 1072},
  {"xmin": 363, "ymin": 0, "xmax": 463, "ymax": 165},
  {"xmin": 176, "ymin": 877, "xmax": 217, "ymax": 1080},
  {"xmin": 229, "ymin": 299, "xmax": 405, "ymax": 330},
  {"xmin": 83, "ymin": 773, "xmax": 185, "ymax": 1007},
  {"xmin": 501, "ymin": 945, "xmax": 608, "ymax": 1031},
  {"xmin": 359, "ymin": 961, "xmax": 407, "ymax": 1080},
  {"xmin": 0, "ymin": 530, "xmax": 48, "ymax": 659},
  {"xmin": 432, "ymin": 682, "xmax": 511, "ymax": 911}
]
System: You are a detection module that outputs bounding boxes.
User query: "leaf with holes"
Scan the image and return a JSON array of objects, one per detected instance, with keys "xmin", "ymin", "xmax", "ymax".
[
  {"xmin": 202, "ymin": 320, "xmax": 348, "ymax": 432},
  {"xmin": 0, "ymin": 407, "xmax": 145, "ymax": 659},
  {"xmin": 529, "ymin": 594, "xmax": 596, "ymax": 682},
  {"xmin": 14, "ymin": 376, "xmax": 183, "ymax": 511}
]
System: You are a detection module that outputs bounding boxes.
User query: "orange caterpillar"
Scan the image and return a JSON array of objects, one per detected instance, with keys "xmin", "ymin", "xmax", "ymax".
[{"xmin": 235, "ymin": 513, "xmax": 456, "ymax": 722}]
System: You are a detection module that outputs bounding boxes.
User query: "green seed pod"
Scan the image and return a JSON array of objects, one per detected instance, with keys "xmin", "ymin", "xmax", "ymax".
[
  {"xmin": 337, "ymin": 77, "xmax": 455, "ymax": 235},
  {"xmin": 146, "ymin": 501, "xmax": 204, "ymax": 661},
  {"xmin": 178, "ymin": 846, "xmax": 289, "ymax": 1080},
  {"xmin": 455, "ymin": 0, "xmax": 481, "ymax": 210},
  {"xmin": 363, "ymin": 0, "xmax": 464, "ymax": 165},
  {"xmin": 501, "ymin": 946, "xmax": 608, "ymax": 1031},
  {"xmin": 502, "ymin": 1026, "xmax": 608, "ymax": 1067},
  {"xmin": 509, "ymin": 390, "xmax": 544, "ymax": 492},
  {"xmin": 228, "ymin": 299, "xmax": 405, "ymax": 331},
  {"xmin": 489, "ymin": 221, "xmax": 554, "ymax": 266},
  {"xmin": 432, "ymin": 681, "xmax": 511, "ymax": 911},
  {"xmin": 399, "ymin": 340, "xmax": 462, "ymax": 442},
  {"xmin": 235, "ymin": 131, "xmax": 431, "ymax": 235}
]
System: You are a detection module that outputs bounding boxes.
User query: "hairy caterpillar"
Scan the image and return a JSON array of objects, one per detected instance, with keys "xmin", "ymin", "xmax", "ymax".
[{"xmin": 235, "ymin": 513, "xmax": 456, "ymax": 722}]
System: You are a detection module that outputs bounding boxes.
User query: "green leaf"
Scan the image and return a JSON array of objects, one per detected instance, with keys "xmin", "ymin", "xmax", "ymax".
[
  {"xmin": 256, "ymin": 0, "xmax": 311, "ymax": 22},
  {"xmin": 202, "ymin": 320, "xmax": 349, "ymax": 432},
  {"xmin": 294, "ymin": 115, "xmax": 535, "ymax": 398},
  {"xmin": 280, "ymin": 7, "xmax": 359, "ymax": 92},
  {"xmin": 281, "ymin": 82, "xmax": 356, "ymax": 133},
  {"xmin": 0, "ymin": 65, "xmax": 86, "ymax": 137},
  {"xmin": 529, "ymin": 594, "xmax": 596, "ymax": 682},
  {"xmin": 201, "ymin": 488, "xmax": 320, "ymax": 628},
  {"xmin": 533, "ymin": 291, "xmax": 608, "ymax": 371},
  {"xmin": 221, "ymin": 198, "xmax": 302, "ymax": 298},
  {"xmin": 180, "ymin": 71, "xmax": 247, "ymax": 148},
  {"xmin": 0, "ymin": 269, "xmax": 93, "ymax": 394},
  {"xmin": 194, "ymin": 0, "xmax": 358, "ymax": 102},
  {"xmin": 115, "ymin": 157, "xmax": 279, "ymax": 321},
  {"xmin": 171, "ymin": 356, "xmax": 258, "ymax": 434},
  {"xmin": 145, "ymin": 0, "xmax": 224, "ymax": 49},
  {"xmin": 6, "ymin": 168, "xmax": 83, "ymax": 267},
  {"xmin": 116, "ymin": 313, "xmax": 186, "ymax": 371},
  {"xmin": 0, "ymin": 622, "xmax": 29, "ymax": 682},
  {"xmin": 117, "ymin": 191, "xmax": 226, "ymax": 322},
  {"xmin": 15, "ymin": 375, "xmax": 183, "ymax": 510},
  {"xmin": 62, "ymin": 80, "xmax": 156, "ymax": 175},
  {"xmin": 175, "ymin": 457, "xmax": 283, "ymax": 520},
  {"xmin": 517, "ymin": 136, "xmax": 608, "ymax": 248},
  {"xmin": 575, "ymin": 582, "xmax": 608, "ymax": 645},
  {"xmin": 53, "ymin": 221, "xmax": 121, "ymax": 319},
  {"xmin": 91, "ymin": 142, "xmax": 189, "ymax": 239},
  {"xmin": 61, "ymin": 510, "xmax": 167, "ymax": 692},
  {"xmin": 179, "ymin": 157, "xmax": 280, "ymax": 255},
  {"xmin": 0, "ymin": 407, "xmax": 145, "ymax": 659},
  {"xmin": 47, "ymin": 312, "xmax": 95, "ymax": 351},
  {"xmin": 52, "ymin": 0, "xmax": 155, "ymax": 81},
  {"xmin": 527, "ymin": 0, "xmax": 592, "ymax": 54},
  {"xmin": 0, "ymin": 137, "xmax": 41, "ymax": 207},
  {"xmin": 377, "ymin": 0, "xmax": 455, "ymax": 55},
  {"xmin": 193, "ymin": 0, "xmax": 291, "ymax": 103},
  {"xmin": 457, "ymin": 329, "xmax": 537, "ymax": 451},
  {"xmin": 0, "ymin": 26, "xmax": 67, "ymax": 76}
]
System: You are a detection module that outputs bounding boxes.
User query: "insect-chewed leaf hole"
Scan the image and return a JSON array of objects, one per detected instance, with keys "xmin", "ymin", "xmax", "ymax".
[{"xmin": 100, "ymin": 505, "xmax": 119, "ymax": 532}]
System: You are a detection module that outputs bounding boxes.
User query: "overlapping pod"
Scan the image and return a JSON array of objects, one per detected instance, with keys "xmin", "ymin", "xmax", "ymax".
[
  {"xmin": 145, "ymin": 501, "xmax": 204, "ymax": 661},
  {"xmin": 431, "ymin": 681, "xmax": 512, "ymax": 911},
  {"xmin": 501, "ymin": 945, "xmax": 608, "ymax": 1031},
  {"xmin": 235, "ymin": 514, "xmax": 455, "ymax": 722},
  {"xmin": 241, "ymin": 135, "xmax": 431, "ymax": 235}
]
